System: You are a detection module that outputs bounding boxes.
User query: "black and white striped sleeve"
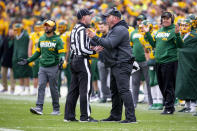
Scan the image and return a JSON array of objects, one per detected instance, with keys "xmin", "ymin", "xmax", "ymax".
[{"xmin": 78, "ymin": 29, "xmax": 95, "ymax": 55}]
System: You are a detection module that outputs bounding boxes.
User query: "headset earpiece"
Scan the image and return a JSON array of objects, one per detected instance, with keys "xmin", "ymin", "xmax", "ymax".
[
  {"xmin": 50, "ymin": 19, "xmax": 56, "ymax": 31},
  {"xmin": 161, "ymin": 12, "xmax": 174, "ymax": 25}
]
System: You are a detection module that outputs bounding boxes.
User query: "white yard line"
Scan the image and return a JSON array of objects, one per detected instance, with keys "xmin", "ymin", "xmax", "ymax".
[{"xmin": 0, "ymin": 128, "xmax": 23, "ymax": 131}]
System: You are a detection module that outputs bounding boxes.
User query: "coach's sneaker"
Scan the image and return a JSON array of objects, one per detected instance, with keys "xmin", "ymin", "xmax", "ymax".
[
  {"xmin": 161, "ymin": 109, "xmax": 174, "ymax": 115},
  {"xmin": 100, "ymin": 116, "xmax": 121, "ymax": 122},
  {"xmin": 120, "ymin": 119, "xmax": 137, "ymax": 124},
  {"xmin": 80, "ymin": 117, "xmax": 98, "ymax": 122},
  {"xmin": 51, "ymin": 110, "xmax": 60, "ymax": 115},
  {"xmin": 30, "ymin": 107, "xmax": 43, "ymax": 115}
]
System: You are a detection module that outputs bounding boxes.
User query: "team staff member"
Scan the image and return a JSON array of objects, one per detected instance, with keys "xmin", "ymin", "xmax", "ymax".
[
  {"xmin": 18, "ymin": 19, "xmax": 65, "ymax": 115},
  {"xmin": 0, "ymin": 28, "xmax": 15, "ymax": 94},
  {"xmin": 64, "ymin": 9, "xmax": 101, "ymax": 122},
  {"xmin": 12, "ymin": 23, "xmax": 32, "ymax": 95},
  {"xmin": 87, "ymin": 7, "xmax": 137, "ymax": 123},
  {"xmin": 130, "ymin": 14, "xmax": 153, "ymax": 109},
  {"xmin": 144, "ymin": 12, "xmax": 183, "ymax": 114},
  {"xmin": 97, "ymin": 21, "xmax": 111, "ymax": 103},
  {"xmin": 28, "ymin": 21, "xmax": 44, "ymax": 95},
  {"xmin": 175, "ymin": 19, "xmax": 197, "ymax": 114},
  {"xmin": 57, "ymin": 20, "xmax": 71, "ymax": 97}
]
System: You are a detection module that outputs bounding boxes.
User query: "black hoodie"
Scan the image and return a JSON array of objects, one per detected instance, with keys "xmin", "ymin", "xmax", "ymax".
[{"xmin": 92, "ymin": 20, "xmax": 132, "ymax": 67}]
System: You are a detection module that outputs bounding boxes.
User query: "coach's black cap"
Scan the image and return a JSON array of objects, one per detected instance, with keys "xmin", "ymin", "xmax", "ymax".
[
  {"xmin": 161, "ymin": 12, "xmax": 173, "ymax": 18},
  {"xmin": 77, "ymin": 8, "xmax": 93, "ymax": 20},
  {"xmin": 103, "ymin": 7, "xmax": 121, "ymax": 18}
]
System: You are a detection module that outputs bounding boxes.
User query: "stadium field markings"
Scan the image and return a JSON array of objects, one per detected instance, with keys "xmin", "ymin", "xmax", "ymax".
[{"xmin": 0, "ymin": 128, "xmax": 23, "ymax": 131}]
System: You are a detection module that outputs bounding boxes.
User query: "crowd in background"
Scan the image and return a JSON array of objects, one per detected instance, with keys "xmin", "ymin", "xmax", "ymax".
[{"xmin": 1, "ymin": 0, "xmax": 197, "ymax": 32}]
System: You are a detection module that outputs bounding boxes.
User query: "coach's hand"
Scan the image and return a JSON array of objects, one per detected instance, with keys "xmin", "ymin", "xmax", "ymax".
[
  {"xmin": 17, "ymin": 58, "xmax": 28, "ymax": 65},
  {"xmin": 175, "ymin": 24, "xmax": 180, "ymax": 34},
  {"xmin": 86, "ymin": 28, "xmax": 96, "ymax": 38},
  {"xmin": 94, "ymin": 46, "xmax": 104, "ymax": 53}
]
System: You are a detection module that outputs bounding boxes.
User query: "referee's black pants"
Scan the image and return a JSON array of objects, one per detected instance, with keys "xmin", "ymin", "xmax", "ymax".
[
  {"xmin": 109, "ymin": 62, "xmax": 136, "ymax": 121},
  {"xmin": 156, "ymin": 61, "xmax": 178, "ymax": 111},
  {"xmin": 64, "ymin": 56, "xmax": 92, "ymax": 121}
]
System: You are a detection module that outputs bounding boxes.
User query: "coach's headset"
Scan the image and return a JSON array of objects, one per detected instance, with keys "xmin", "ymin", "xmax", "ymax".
[
  {"xmin": 161, "ymin": 11, "xmax": 174, "ymax": 24},
  {"xmin": 43, "ymin": 19, "xmax": 56, "ymax": 31}
]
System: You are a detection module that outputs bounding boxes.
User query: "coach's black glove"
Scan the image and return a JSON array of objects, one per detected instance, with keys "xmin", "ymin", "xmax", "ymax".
[
  {"xmin": 58, "ymin": 57, "xmax": 65, "ymax": 70},
  {"xmin": 17, "ymin": 58, "xmax": 28, "ymax": 65},
  {"xmin": 131, "ymin": 61, "xmax": 140, "ymax": 74}
]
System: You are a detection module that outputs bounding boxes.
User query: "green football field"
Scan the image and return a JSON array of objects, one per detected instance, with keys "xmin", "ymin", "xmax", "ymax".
[{"xmin": 0, "ymin": 94, "xmax": 197, "ymax": 131}]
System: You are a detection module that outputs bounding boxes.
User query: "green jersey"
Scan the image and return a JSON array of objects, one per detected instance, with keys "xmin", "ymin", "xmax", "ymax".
[
  {"xmin": 130, "ymin": 29, "xmax": 146, "ymax": 62},
  {"xmin": 145, "ymin": 24, "xmax": 183, "ymax": 64},
  {"xmin": 28, "ymin": 33, "xmax": 65, "ymax": 67}
]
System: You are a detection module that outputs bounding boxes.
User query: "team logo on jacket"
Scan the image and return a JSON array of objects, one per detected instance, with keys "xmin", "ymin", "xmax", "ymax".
[
  {"xmin": 133, "ymin": 33, "xmax": 143, "ymax": 39},
  {"xmin": 156, "ymin": 32, "xmax": 170, "ymax": 38},
  {"xmin": 40, "ymin": 41, "xmax": 57, "ymax": 48}
]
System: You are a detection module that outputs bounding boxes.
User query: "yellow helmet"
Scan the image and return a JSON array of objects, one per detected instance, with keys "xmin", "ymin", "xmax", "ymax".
[
  {"xmin": 180, "ymin": 19, "xmax": 191, "ymax": 34},
  {"xmin": 186, "ymin": 14, "xmax": 196, "ymax": 30},
  {"xmin": 34, "ymin": 21, "xmax": 43, "ymax": 32},
  {"xmin": 57, "ymin": 20, "xmax": 67, "ymax": 34}
]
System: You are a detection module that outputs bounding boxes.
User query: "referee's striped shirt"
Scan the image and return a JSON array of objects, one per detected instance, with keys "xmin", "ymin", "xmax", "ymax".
[{"xmin": 70, "ymin": 22, "xmax": 95, "ymax": 56}]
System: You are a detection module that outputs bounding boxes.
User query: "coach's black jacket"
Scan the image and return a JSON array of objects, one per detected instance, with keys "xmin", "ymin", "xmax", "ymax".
[
  {"xmin": 92, "ymin": 20, "xmax": 133, "ymax": 67},
  {"xmin": 0, "ymin": 37, "xmax": 14, "ymax": 68}
]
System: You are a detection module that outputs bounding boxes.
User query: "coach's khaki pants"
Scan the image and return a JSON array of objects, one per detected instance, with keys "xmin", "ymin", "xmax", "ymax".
[{"xmin": 1, "ymin": 66, "xmax": 15, "ymax": 92}]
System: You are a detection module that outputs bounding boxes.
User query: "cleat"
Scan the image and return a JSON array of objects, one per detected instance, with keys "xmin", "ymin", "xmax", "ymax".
[
  {"xmin": 51, "ymin": 110, "xmax": 60, "ymax": 115},
  {"xmin": 30, "ymin": 107, "xmax": 43, "ymax": 115}
]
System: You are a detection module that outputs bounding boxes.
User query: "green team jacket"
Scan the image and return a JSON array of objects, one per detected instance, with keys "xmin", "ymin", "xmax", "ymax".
[
  {"xmin": 27, "ymin": 33, "xmax": 65, "ymax": 67},
  {"xmin": 175, "ymin": 32, "xmax": 197, "ymax": 100},
  {"xmin": 130, "ymin": 29, "xmax": 146, "ymax": 62},
  {"xmin": 145, "ymin": 24, "xmax": 183, "ymax": 64}
]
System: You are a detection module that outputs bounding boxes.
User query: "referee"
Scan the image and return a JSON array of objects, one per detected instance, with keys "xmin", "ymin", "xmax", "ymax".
[{"xmin": 64, "ymin": 9, "xmax": 102, "ymax": 122}]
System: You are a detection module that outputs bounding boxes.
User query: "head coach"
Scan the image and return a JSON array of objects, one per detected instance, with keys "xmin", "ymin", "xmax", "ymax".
[{"xmin": 87, "ymin": 7, "xmax": 137, "ymax": 123}]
